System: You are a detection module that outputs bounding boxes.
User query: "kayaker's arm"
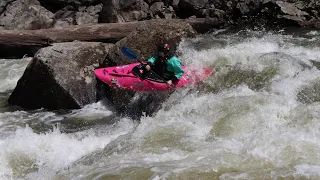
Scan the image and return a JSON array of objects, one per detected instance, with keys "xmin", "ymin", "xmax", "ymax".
[
  {"xmin": 147, "ymin": 56, "xmax": 156, "ymax": 65},
  {"xmin": 170, "ymin": 57, "xmax": 184, "ymax": 82},
  {"xmin": 145, "ymin": 55, "xmax": 157, "ymax": 71}
]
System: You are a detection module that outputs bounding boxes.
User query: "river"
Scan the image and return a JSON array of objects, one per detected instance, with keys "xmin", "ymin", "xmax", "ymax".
[{"xmin": 1, "ymin": 29, "xmax": 320, "ymax": 179}]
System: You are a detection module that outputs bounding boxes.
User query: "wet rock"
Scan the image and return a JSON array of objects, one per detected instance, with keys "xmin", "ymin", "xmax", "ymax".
[
  {"xmin": 100, "ymin": 21, "xmax": 196, "ymax": 114},
  {"xmin": 0, "ymin": 0, "xmax": 54, "ymax": 30},
  {"xmin": 8, "ymin": 42, "xmax": 113, "ymax": 110},
  {"xmin": 310, "ymin": 60, "xmax": 320, "ymax": 70},
  {"xmin": 297, "ymin": 82, "xmax": 320, "ymax": 104}
]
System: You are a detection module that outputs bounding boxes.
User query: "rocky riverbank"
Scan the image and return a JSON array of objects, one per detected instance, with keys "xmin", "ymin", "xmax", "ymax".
[{"xmin": 2, "ymin": 0, "xmax": 320, "ymax": 30}]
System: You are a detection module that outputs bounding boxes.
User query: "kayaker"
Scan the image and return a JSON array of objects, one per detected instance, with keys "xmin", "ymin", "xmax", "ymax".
[{"xmin": 143, "ymin": 43, "xmax": 184, "ymax": 86}]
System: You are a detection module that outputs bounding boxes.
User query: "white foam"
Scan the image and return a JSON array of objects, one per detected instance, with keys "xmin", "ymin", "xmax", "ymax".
[
  {"xmin": 295, "ymin": 164, "xmax": 320, "ymax": 178},
  {"xmin": 306, "ymin": 30, "xmax": 320, "ymax": 36},
  {"xmin": 0, "ymin": 110, "xmax": 64, "ymax": 138},
  {"xmin": 67, "ymin": 99, "xmax": 114, "ymax": 120},
  {"xmin": 0, "ymin": 118, "xmax": 135, "ymax": 179},
  {"xmin": 0, "ymin": 58, "xmax": 31, "ymax": 92}
]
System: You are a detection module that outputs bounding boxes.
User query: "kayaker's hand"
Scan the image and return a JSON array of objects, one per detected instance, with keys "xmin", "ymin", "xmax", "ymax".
[
  {"xmin": 139, "ymin": 69, "xmax": 143, "ymax": 74},
  {"xmin": 167, "ymin": 80, "xmax": 172, "ymax": 86},
  {"xmin": 145, "ymin": 65, "xmax": 151, "ymax": 71}
]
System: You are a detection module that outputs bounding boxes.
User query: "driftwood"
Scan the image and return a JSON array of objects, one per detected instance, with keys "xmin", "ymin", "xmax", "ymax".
[
  {"xmin": 0, "ymin": 18, "xmax": 220, "ymax": 47},
  {"xmin": 0, "ymin": 18, "xmax": 220, "ymax": 58}
]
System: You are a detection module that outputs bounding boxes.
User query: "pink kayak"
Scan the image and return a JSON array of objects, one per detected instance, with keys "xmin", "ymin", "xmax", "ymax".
[{"xmin": 94, "ymin": 63, "xmax": 214, "ymax": 91}]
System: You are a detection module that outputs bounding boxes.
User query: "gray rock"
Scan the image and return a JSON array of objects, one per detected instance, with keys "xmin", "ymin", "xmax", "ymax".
[
  {"xmin": 99, "ymin": 0, "xmax": 149, "ymax": 23},
  {"xmin": 149, "ymin": 2, "xmax": 175, "ymax": 19},
  {"xmin": 38, "ymin": 0, "xmax": 102, "ymax": 12},
  {"xmin": 0, "ymin": 0, "xmax": 54, "ymax": 30},
  {"xmin": 253, "ymin": 1, "xmax": 311, "ymax": 27},
  {"xmin": 8, "ymin": 42, "xmax": 114, "ymax": 109},
  {"xmin": 52, "ymin": 4, "xmax": 102, "ymax": 28},
  {"xmin": 75, "ymin": 4, "xmax": 102, "ymax": 25},
  {"xmin": 236, "ymin": 2, "xmax": 251, "ymax": 15},
  {"xmin": 209, "ymin": 8, "xmax": 226, "ymax": 19},
  {"xmin": 180, "ymin": 0, "xmax": 208, "ymax": 9},
  {"xmin": 278, "ymin": 14, "xmax": 306, "ymax": 24},
  {"xmin": 172, "ymin": 0, "xmax": 180, "ymax": 7},
  {"xmin": 150, "ymin": 2, "xmax": 164, "ymax": 15},
  {"xmin": 275, "ymin": 1, "xmax": 308, "ymax": 16}
]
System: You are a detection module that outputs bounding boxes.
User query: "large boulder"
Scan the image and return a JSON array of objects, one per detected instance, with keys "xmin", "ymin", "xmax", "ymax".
[
  {"xmin": 0, "ymin": 0, "xmax": 54, "ymax": 30},
  {"xmin": 8, "ymin": 42, "xmax": 113, "ymax": 109},
  {"xmin": 100, "ymin": 20, "xmax": 196, "ymax": 115}
]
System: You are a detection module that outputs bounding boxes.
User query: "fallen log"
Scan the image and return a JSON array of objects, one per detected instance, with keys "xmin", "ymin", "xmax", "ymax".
[
  {"xmin": 0, "ymin": 18, "xmax": 221, "ymax": 58},
  {"xmin": 1, "ymin": 18, "xmax": 220, "ymax": 46}
]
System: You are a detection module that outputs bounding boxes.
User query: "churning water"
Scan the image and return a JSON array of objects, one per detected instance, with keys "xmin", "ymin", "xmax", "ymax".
[{"xmin": 1, "ymin": 29, "xmax": 320, "ymax": 179}]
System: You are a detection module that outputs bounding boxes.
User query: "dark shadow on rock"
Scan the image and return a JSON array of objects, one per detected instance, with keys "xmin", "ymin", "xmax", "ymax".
[
  {"xmin": 95, "ymin": 76, "xmax": 170, "ymax": 121},
  {"xmin": 123, "ymin": 91, "xmax": 171, "ymax": 120}
]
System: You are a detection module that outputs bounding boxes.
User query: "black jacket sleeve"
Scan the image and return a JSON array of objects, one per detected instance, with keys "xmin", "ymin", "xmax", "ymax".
[{"xmin": 171, "ymin": 75, "xmax": 178, "ymax": 83}]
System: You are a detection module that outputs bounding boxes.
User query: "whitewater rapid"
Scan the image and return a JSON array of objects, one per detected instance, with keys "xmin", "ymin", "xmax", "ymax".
[{"xmin": 1, "ymin": 30, "xmax": 320, "ymax": 179}]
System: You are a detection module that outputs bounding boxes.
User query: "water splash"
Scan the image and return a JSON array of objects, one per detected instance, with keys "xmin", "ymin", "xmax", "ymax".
[{"xmin": 0, "ymin": 58, "xmax": 31, "ymax": 93}]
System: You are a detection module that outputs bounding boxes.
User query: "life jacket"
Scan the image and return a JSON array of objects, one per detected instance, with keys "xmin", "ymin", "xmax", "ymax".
[{"xmin": 152, "ymin": 57, "xmax": 167, "ymax": 77}]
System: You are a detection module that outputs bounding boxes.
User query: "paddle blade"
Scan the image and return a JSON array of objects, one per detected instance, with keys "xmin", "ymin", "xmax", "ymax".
[{"xmin": 121, "ymin": 46, "xmax": 138, "ymax": 60}]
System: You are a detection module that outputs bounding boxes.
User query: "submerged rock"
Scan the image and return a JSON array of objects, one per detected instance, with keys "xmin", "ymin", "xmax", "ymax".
[
  {"xmin": 297, "ymin": 82, "xmax": 320, "ymax": 104},
  {"xmin": 8, "ymin": 42, "xmax": 113, "ymax": 109}
]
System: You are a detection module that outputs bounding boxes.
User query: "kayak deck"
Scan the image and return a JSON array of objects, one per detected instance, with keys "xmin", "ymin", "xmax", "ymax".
[{"xmin": 94, "ymin": 63, "xmax": 214, "ymax": 91}]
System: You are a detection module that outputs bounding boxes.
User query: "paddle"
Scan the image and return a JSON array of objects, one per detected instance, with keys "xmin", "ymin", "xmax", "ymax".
[
  {"xmin": 121, "ymin": 46, "xmax": 171, "ymax": 85},
  {"xmin": 121, "ymin": 46, "xmax": 139, "ymax": 62}
]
